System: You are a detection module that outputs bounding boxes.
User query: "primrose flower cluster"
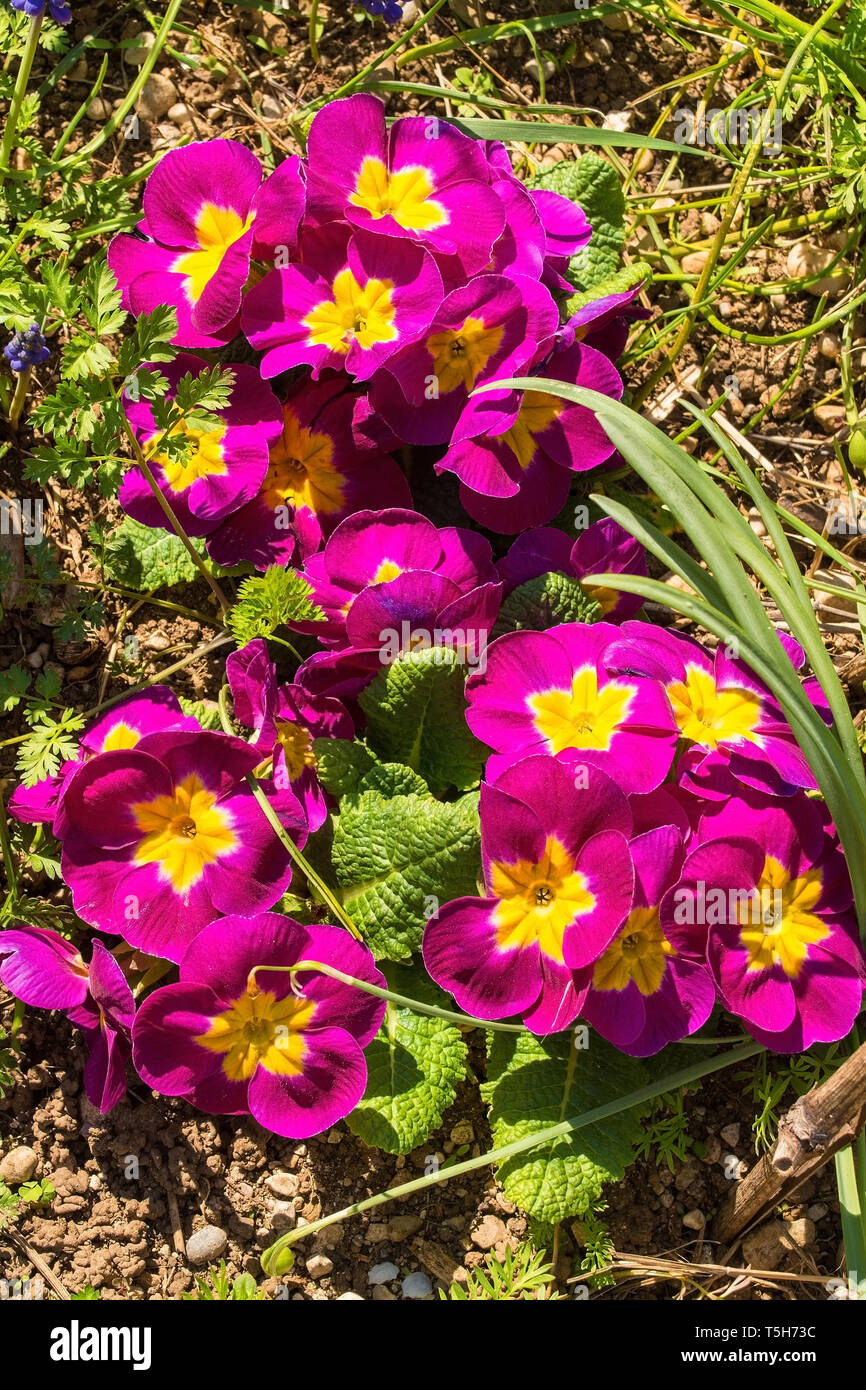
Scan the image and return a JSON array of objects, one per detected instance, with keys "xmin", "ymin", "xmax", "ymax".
[
  {"xmin": 3, "ymin": 97, "xmax": 862, "ymax": 1150},
  {"xmin": 108, "ymin": 94, "xmax": 642, "ymax": 569},
  {"xmin": 3, "ymin": 686, "xmax": 385, "ymax": 1137},
  {"xmin": 423, "ymin": 622, "xmax": 866, "ymax": 1054}
]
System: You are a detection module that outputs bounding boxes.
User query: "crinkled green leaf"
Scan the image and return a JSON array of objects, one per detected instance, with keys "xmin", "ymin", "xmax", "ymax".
[
  {"xmin": 332, "ymin": 785, "xmax": 480, "ymax": 961},
  {"xmin": 494, "ymin": 571, "xmax": 601, "ymax": 638},
  {"xmin": 359, "ymin": 646, "xmax": 486, "ymax": 793},
  {"xmin": 312, "ymin": 738, "xmax": 380, "ymax": 797},
  {"xmin": 102, "ymin": 517, "xmax": 202, "ymax": 591},
  {"xmin": 532, "ymin": 154, "xmax": 625, "ymax": 292},
  {"xmin": 347, "ymin": 966, "xmax": 467, "ymax": 1154},
  {"xmin": 178, "ymin": 697, "xmax": 222, "ymax": 730},
  {"xmin": 565, "ymin": 259, "xmax": 651, "ymax": 316},
  {"xmin": 482, "ymin": 1030, "xmax": 648, "ymax": 1224}
]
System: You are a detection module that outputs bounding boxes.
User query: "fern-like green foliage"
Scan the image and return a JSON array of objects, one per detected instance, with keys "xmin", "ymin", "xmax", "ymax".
[
  {"xmin": 227, "ymin": 567, "xmax": 325, "ymax": 644},
  {"xmin": 441, "ymin": 1245, "xmax": 560, "ymax": 1301}
]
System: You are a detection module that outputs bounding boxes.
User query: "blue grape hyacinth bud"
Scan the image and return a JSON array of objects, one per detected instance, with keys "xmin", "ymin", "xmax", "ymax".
[
  {"xmin": 4, "ymin": 324, "xmax": 51, "ymax": 374},
  {"xmin": 10, "ymin": 0, "xmax": 73, "ymax": 22},
  {"xmin": 360, "ymin": 0, "xmax": 404, "ymax": 22}
]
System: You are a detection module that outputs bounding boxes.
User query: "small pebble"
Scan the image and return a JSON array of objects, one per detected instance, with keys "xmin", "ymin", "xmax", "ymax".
[
  {"xmin": 682, "ymin": 250, "xmax": 710, "ymax": 275},
  {"xmin": 807, "ymin": 1203, "xmax": 828, "ymax": 1222},
  {"xmin": 0, "ymin": 1147, "xmax": 38, "ymax": 1184},
  {"xmin": 265, "ymin": 1172, "xmax": 299, "ymax": 1199},
  {"xmin": 305, "ymin": 1254, "xmax": 334, "ymax": 1281},
  {"xmin": 371, "ymin": 1284, "xmax": 397, "ymax": 1300},
  {"xmin": 682, "ymin": 1209, "xmax": 705, "ymax": 1230},
  {"xmin": 603, "ymin": 110, "xmax": 632, "ymax": 133},
  {"xmin": 168, "ymin": 102, "xmax": 192, "ymax": 125},
  {"xmin": 784, "ymin": 1217, "xmax": 816, "ymax": 1248},
  {"xmin": 720, "ymin": 1123, "xmax": 740, "ymax": 1148},
  {"xmin": 337, "ymin": 1291, "xmax": 364, "ymax": 1300},
  {"xmin": 137, "ymin": 73, "xmax": 180, "ymax": 122},
  {"xmin": 699, "ymin": 1134, "xmax": 721, "ymax": 1165},
  {"xmin": 125, "ymin": 30, "xmax": 156, "ymax": 66},
  {"xmin": 368, "ymin": 1261, "xmax": 399, "ymax": 1285},
  {"xmin": 401, "ymin": 1272, "xmax": 433, "ymax": 1299},
  {"xmin": 471, "ymin": 1214, "xmax": 507, "ymax": 1250},
  {"xmin": 85, "ymin": 97, "xmax": 111, "ymax": 122},
  {"xmin": 818, "ymin": 333, "xmax": 842, "ymax": 362},
  {"xmin": 186, "ymin": 1225, "xmax": 228, "ymax": 1265},
  {"xmin": 449, "ymin": 1120, "xmax": 474, "ymax": 1146}
]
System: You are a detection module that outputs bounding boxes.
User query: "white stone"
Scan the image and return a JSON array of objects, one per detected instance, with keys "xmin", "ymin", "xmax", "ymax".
[
  {"xmin": 401, "ymin": 1272, "xmax": 433, "ymax": 1299},
  {"xmin": 368, "ymin": 1261, "xmax": 399, "ymax": 1285}
]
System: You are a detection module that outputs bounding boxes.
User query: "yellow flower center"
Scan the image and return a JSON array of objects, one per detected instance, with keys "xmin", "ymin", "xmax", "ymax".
[
  {"xmin": 101, "ymin": 722, "xmax": 140, "ymax": 753},
  {"xmin": 502, "ymin": 391, "xmax": 564, "ymax": 470},
  {"xmin": 303, "ymin": 268, "xmax": 398, "ymax": 355},
  {"xmin": 426, "ymin": 316, "xmax": 505, "ymax": 394},
  {"xmin": 489, "ymin": 836, "xmax": 595, "ymax": 962},
  {"xmin": 667, "ymin": 664, "xmax": 762, "ymax": 750},
  {"xmin": 146, "ymin": 420, "xmax": 227, "ymax": 493},
  {"xmin": 592, "ymin": 906, "xmax": 676, "ymax": 996},
  {"xmin": 132, "ymin": 774, "xmax": 236, "ymax": 892},
  {"xmin": 372, "ymin": 558, "xmax": 403, "ymax": 584},
  {"xmin": 737, "ymin": 855, "xmax": 828, "ymax": 977},
  {"xmin": 196, "ymin": 987, "xmax": 315, "ymax": 1081},
  {"xmin": 528, "ymin": 667, "xmax": 635, "ymax": 754},
  {"xmin": 261, "ymin": 411, "xmax": 346, "ymax": 516},
  {"xmin": 276, "ymin": 720, "xmax": 317, "ymax": 780},
  {"xmin": 174, "ymin": 204, "xmax": 254, "ymax": 300},
  {"xmin": 348, "ymin": 157, "xmax": 447, "ymax": 232}
]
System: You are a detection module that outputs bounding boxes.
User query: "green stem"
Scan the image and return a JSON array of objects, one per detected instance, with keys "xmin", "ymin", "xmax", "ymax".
[
  {"xmin": 632, "ymin": 0, "xmax": 848, "ymax": 409},
  {"xmin": 55, "ymin": 0, "xmax": 184, "ymax": 170},
  {"xmin": 0, "ymin": 14, "xmax": 43, "ymax": 181},
  {"xmin": 244, "ymin": 775, "xmax": 362, "ymax": 941},
  {"xmin": 217, "ymin": 684, "xmax": 235, "ymax": 737},
  {"xmin": 0, "ymin": 788, "xmax": 18, "ymax": 909},
  {"xmin": 261, "ymin": 1039, "xmax": 763, "ymax": 1272},
  {"xmin": 301, "ymin": 0, "xmax": 451, "ymax": 116},
  {"xmin": 308, "ymin": 0, "xmax": 320, "ymax": 63},
  {"xmin": 252, "ymin": 958, "xmax": 525, "ymax": 1034},
  {"xmin": 108, "ymin": 378, "xmax": 230, "ymax": 616},
  {"xmin": 835, "ymin": 1146, "xmax": 866, "ymax": 1287},
  {"xmin": 7, "ymin": 366, "xmax": 32, "ymax": 430}
]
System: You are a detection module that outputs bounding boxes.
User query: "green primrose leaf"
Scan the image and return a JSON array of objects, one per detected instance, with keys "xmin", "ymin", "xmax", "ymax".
[
  {"xmin": 493, "ymin": 570, "xmax": 602, "ymax": 638},
  {"xmin": 564, "ymin": 259, "xmax": 651, "ymax": 316},
  {"xmin": 332, "ymin": 779, "xmax": 480, "ymax": 961},
  {"xmin": 359, "ymin": 646, "xmax": 487, "ymax": 794},
  {"xmin": 532, "ymin": 153, "xmax": 626, "ymax": 293},
  {"xmin": 102, "ymin": 516, "xmax": 203, "ymax": 591},
  {"xmin": 312, "ymin": 738, "xmax": 380, "ymax": 797},
  {"xmin": 346, "ymin": 966, "xmax": 467, "ymax": 1154},
  {"xmin": 482, "ymin": 1029, "xmax": 650, "ymax": 1225}
]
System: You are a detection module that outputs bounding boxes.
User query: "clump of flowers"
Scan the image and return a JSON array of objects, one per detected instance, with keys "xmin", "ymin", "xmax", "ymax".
[
  {"xmin": 109, "ymin": 95, "xmax": 640, "ymax": 569},
  {"xmin": 2, "ymin": 92, "xmax": 862, "ymax": 1164}
]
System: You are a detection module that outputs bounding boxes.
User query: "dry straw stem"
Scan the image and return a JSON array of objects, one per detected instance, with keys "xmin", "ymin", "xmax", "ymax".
[{"xmin": 712, "ymin": 1041, "xmax": 866, "ymax": 1244}]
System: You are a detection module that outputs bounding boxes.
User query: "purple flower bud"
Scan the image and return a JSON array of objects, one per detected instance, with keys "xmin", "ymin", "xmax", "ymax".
[
  {"xmin": 360, "ymin": 0, "xmax": 404, "ymax": 21},
  {"xmin": 10, "ymin": 0, "xmax": 72, "ymax": 22},
  {"xmin": 3, "ymin": 323, "xmax": 51, "ymax": 373}
]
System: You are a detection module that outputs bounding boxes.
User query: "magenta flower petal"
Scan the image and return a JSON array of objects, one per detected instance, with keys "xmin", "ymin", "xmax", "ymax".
[
  {"xmin": 132, "ymin": 982, "xmax": 226, "ymax": 1095},
  {"xmin": 247, "ymin": 1029, "xmax": 368, "ymax": 1139},
  {"xmin": 425, "ymin": 755, "xmax": 632, "ymax": 1034},
  {"xmin": 0, "ymin": 925, "xmax": 89, "ymax": 1012},
  {"xmin": 422, "ymin": 897, "xmax": 545, "ymax": 1021},
  {"xmin": 466, "ymin": 623, "xmax": 677, "ymax": 793}
]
